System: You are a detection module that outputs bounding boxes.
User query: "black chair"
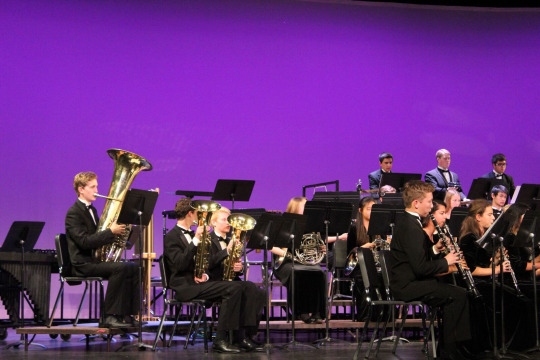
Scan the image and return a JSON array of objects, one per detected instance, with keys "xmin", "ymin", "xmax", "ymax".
[
  {"xmin": 352, "ymin": 247, "xmax": 407, "ymax": 359},
  {"xmin": 379, "ymin": 249, "xmax": 439, "ymax": 358},
  {"xmin": 152, "ymin": 256, "xmax": 215, "ymax": 353},
  {"xmin": 328, "ymin": 239, "xmax": 355, "ymax": 320},
  {"xmin": 48, "ymin": 233, "xmax": 105, "ymax": 327}
]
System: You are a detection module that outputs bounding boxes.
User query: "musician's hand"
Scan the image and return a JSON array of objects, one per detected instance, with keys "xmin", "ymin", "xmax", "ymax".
[
  {"xmin": 502, "ymin": 260, "xmax": 512, "ymax": 273},
  {"xmin": 319, "ymin": 245, "xmax": 327, "ymax": 253},
  {"xmin": 460, "ymin": 257, "xmax": 469, "ymax": 270},
  {"xmin": 363, "ymin": 242, "xmax": 377, "ymax": 249},
  {"xmin": 434, "ymin": 238, "xmax": 446, "ymax": 252},
  {"xmin": 444, "ymin": 250, "xmax": 460, "ymax": 266},
  {"xmin": 194, "ymin": 274, "xmax": 208, "ymax": 283},
  {"xmin": 110, "ymin": 221, "xmax": 126, "ymax": 235},
  {"xmin": 233, "ymin": 261, "xmax": 243, "ymax": 272}
]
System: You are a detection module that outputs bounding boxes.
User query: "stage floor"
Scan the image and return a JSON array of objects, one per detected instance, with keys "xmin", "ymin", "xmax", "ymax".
[{"xmin": 2, "ymin": 324, "xmax": 540, "ymax": 359}]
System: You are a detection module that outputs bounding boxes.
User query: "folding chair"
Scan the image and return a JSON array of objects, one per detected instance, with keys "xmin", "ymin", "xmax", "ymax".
[{"xmin": 328, "ymin": 239, "xmax": 355, "ymax": 320}]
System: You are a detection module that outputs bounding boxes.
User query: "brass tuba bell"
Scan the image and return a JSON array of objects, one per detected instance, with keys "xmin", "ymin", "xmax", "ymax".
[
  {"xmin": 94, "ymin": 149, "xmax": 152, "ymax": 262},
  {"xmin": 223, "ymin": 213, "xmax": 256, "ymax": 281},
  {"xmin": 191, "ymin": 200, "xmax": 221, "ymax": 278}
]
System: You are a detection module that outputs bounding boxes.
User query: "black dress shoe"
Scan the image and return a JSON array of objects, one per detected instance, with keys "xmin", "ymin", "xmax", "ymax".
[
  {"xmin": 123, "ymin": 316, "xmax": 147, "ymax": 327},
  {"xmin": 299, "ymin": 313, "xmax": 312, "ymax": 324},
  {"xmin": 212, "ymin": 339, "xmax": 241, "ymax": 353},
  {"xmin": 99, "ymin": 315, "xmax": 127, "ymax": 328},
  {"xmin": 236, "ymin": 338, "xmax": 264, "ymax": 352}
]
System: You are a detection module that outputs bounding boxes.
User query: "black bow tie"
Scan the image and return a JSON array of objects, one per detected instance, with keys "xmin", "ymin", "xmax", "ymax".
[
  {"xmin": 181, "ymin": 228, "xmax": 195, "ymax": 237},
  {"xmin": 440, "ymin": 169, "xmax": 449, "ymax": 173},
  {"xmin": 86, "ymin": 204, "xmax": 94, "ymax": 210}
]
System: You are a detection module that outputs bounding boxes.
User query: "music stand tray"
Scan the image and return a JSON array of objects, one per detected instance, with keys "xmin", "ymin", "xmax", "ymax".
[
  {"xmin": 175, "ymin": 190, "xmax": 214, "ymax": 199},
  {"xmin": 1, "ymin": 221, "xmax": 45, "ymax": 252},
  {"xmin": 303, "ymin": 201, "xmax": 353, "ymax": 235},
  {"xmin": 117, "ymin": 189, "xmax": 159, "ymax": 226},
  {"xmin": 211, "ymin": 179, "xmax": 255, "ymax": 205}
]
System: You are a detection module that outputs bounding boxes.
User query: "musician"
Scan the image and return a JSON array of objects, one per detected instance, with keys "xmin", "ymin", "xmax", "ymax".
[
  {"xmin": 390, "ymin": 180, "xmax": 471, "ymax": 359},
  {"xmin": 368, "ymin": 152, "xmax": 393, "ymax": 200},
  {"xmin": 444, "ymin": 188, "xmax": 461, "ymax": 220},
  {"xmin": 207, "ymin": 207, "xmax": 265, "ymax": 351},
  {"xmin": 502, "ymin": 203, "xmax": 540, "ymax": 280},
  {"xmin": 424, "ymin": 149, "xmax": 467, "ymax": 201},
  {"xmin": 163, "ymin": 198, "xmax": 260, "ymax": 353},
  {"xmin": 490, "ymin": 185, "xmax": 509, "ymax": 219},
  {"xmin": 481, "ymin": 153, "xmax": 516, "ymax": 199},
  {"xmin": 65, "ymin": 171, "xmax": 140, "ymax": 328},
  {"xmin": 270, "ymin": 197, "xmax": 326, "ymax": 324},
  {"xmin": 459, "ymin": 199, "xmax": 535, "ymax": 351}
]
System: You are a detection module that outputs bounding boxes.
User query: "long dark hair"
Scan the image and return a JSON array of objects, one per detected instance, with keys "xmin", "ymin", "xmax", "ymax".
[
  {"xmin": 459, "ymin": 199, "xmax": 491, "ymax": 240},
  {"xmin": 501, "ymin": 203, "xmax": 529, "ymax": 235},
  {"xmin": 356, "ymin": 197, "xmax": 375, "ymax": 246}
]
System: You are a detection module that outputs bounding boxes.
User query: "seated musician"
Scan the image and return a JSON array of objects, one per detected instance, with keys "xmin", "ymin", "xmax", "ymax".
[
  {"xmin": 65, "ymin": 171, "xmax": 140, "ymax": 328},
  {"xmin": 459, "ymin": 199, "xmax": 535, "ymax": 351},
  {"xmin": 163, "ymin": 198, "xmax": 262, "ymax": 353},
  {"xmin": 490, "ymin": 185, "xmax": 509, "ymax": 219},
  {"xmin": 368, "ymin": 152, "xmax": 393, "ymax": 200},
  {"xmin": 207, "ymin": 207, "xmax": 265, "ymax": 351},
  {"xmin": 270, "ymin": 197, "xmax": 326, "ymax": 324},
  {"xmin": 390, "ymin": 181, "xmax": 471, "ymax": 359},
  {"xmin": 444, "ymin": 188, "xmax": 461, "ymax": 219}
]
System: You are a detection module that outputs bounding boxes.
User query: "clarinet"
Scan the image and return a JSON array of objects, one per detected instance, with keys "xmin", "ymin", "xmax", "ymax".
[
  {"xmin": 497, "ymin": 235, "xmax": 522, "ymax": 296},
  {"xmin": 430, "ymin": 215, "xmax": 482, "ymax": 298}
]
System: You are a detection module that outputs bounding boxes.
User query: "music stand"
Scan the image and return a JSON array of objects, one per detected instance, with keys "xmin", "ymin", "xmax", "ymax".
[
  {"xmin": 467, "ymin": 178, "xmax": 493, "ymax": 200},
  {"xmin": 447, "ymin": 207, "xmax": 468, "ymax": 237},
  {"xmin": 513, "ymin": 211, "xmax": 540, "ymax": 353},
  {"xmin": 380, "ymin": 173, "xmax": 422, "ymax": 193},
  {"xmin": 515, "ymin": 184, "xmax": 540, "ymax": 207},
  {"xmin": 312, "ymin": 191, "xmax": 361, "ymax": 214},
  {"xmin": 4, "ymin": 221, "xmax": 46, "ymax": 350},
  {"xmin": 174, "ymin": 190, "xmax": 213, "ymax": 198},
  {"xmin": 303, "ymin": 201, "xmax": 352, "ymax": 346},
  {"xmin": 247, "ymin": 212, "xmax": 281, "ymax": 353},
  {"xmin": 211, "ymin": 179, "xmax": 255, "ymax": 210},
  {"xmin": 116, "ymin": 189, "xmax": 158, "ymax": 352}
]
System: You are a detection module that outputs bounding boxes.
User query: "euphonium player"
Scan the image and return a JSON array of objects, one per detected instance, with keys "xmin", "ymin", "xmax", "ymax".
[
  {"xmin": 65, "ymin": 172, "xmax": 140, "ymax": 328},
  {"xmin": 207, "ymin": 207, "xmax": 265, "ymax": 351},
  {"xmin": 163, "ymin": 198, "xmax": 262, "ymax": 353}
]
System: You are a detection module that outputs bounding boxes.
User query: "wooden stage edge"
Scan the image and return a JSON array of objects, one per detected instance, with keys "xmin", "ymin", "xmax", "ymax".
[{"xmin": 16, "ymin": 318, "xmax": 426, "ymax": 351}]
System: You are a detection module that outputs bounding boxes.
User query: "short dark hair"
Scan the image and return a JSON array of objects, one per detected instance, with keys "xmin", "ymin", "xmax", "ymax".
[
  {"xmin": 378, "ymin": 152, "xmax": 393, "ymax": 163},
  {"xmin": 491, "ymin": 185, "xmax": 508, "ymax": 196},
  {"xmin": 174, "ymin": 198, "xmax": 194, "ymax": 220},
  {"xmin": 491, "ymin": 153, "xmax": 506, "ymax": 164}
]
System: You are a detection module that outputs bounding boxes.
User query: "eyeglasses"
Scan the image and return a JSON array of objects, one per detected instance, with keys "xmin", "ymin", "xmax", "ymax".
[{"xmin": 495, "ymin": 162, "xmax": 507, "ymax": 166}]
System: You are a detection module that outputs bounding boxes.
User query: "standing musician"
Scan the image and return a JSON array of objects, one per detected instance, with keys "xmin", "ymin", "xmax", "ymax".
[
  {"xmin": 65, "ymin": 171, "xmax": 140, "ymax": 328},
  {"xmin": 163, "ymin": 198, "xmax": 261, "ymax": 353},
  {"xmin": 368, "ymin": 152, "xmax": 393, "ymax": 200},
  {"xmin": 481, "ymin": 153, "xmax": 516, "ymax": 199},
  {"xmin": 459, "ymin": 199, "xmax": 535, "ymax": 351},
  {"xmin": 270, "ymin": 197, "xmax": 327, "ymax": 324},
  {"xmin": 424, "ymin": 149, "xmax": 467, "ymax": 201},
  {"xmin": 207, "ymin": 207, "xmax": 265, "ymax": 351},
  {"xmin": 389, "ymin": 180, "xmax": 471, "ymax": 360}
]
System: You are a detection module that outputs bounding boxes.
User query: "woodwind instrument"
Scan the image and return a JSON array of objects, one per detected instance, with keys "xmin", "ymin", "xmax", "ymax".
[
  {"xmin": 498, "ymin": 235, "xmax": 522, "ymax": 296},
  {"xmin": 430, "ymin": 215, "xmax": 481, "ymax": 298}
]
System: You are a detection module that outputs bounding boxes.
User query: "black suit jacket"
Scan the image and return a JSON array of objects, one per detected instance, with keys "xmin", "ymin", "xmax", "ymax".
[
  {"xmin": 208, "ymin": 232, "xmax": 231, "ymax": 281},
  {"xmin": 65, "ymin": 200, "xmax": 115, "ymax": 265},
  {"xmin": 481, "ymin": 171, "xmax": 516, "ymax": 199},
  {"xmin": 424, "ymin": 168, "xmax": 466, "ymax": 201},
  {"xmin": 390, "ymin": 212, "xmax": 448, "ymax": 300}
]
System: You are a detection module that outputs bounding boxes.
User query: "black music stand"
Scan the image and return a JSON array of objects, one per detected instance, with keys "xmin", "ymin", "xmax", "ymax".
[
  {"xmin": 116, "ymin": 189, "xmax": 158, "ymax": 352},
  {"xmin": 515, "ymin": 184, "xmax": 540, "ymax": 207},
  {"xmin": 467, "ymin": 178, "xmax": 493, "ymax": 200},
  {"xmin": 513, "ymin": 211, "xmax": 540, "ymax": 354},
  {"xmin": 303, "ymin": 201, "xmax": 353, "ymax": 346},
  {"xmin": 211, "ymin": 179, "xmax": 255, "ymax": 210},
  {"xmin": 312, "ymin": 191, "xmax": 361, "ymax": 214},
  {"xmin": 247, "ymin": 213, "xmax": 280, "ymax": 353},
  {"xmin": 4, "ymin": 221, "xmax": 46, "ymax": 350},
  {"xmin": 447, "ymin": 207, "xmax": 468, "ymax": 237},
  {"xmin": 174, "ymin": 190, "xmax": 214, "ymax": 199},
  {"xmin": 379, "ymin": 172, "xmax": 421, "ymax": 193}
]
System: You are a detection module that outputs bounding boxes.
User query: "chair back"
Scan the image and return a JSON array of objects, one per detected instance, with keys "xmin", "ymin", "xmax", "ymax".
[
  {"xmin": 333, "ymin": 239, "xmax": 348, "ymax": 268},
  {"xmin": 54, "ymin": 233, "xmax": 71, "ymax": 278},
  {"xmin": 378, "ymin": 250, "xmax": 394, "ymax": 299},
  {"xmin": 357, "ymin": 247, "xmax": 383, "ymax": 300},
  {"xmin": 158, "ymin": 256, "xmax": 170, "ymax": 289}
]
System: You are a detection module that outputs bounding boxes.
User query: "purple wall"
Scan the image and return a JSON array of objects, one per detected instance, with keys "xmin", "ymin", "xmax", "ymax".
[{"xmin": 1, "ymin": 1, "xmax": 540, "ymax": 314}]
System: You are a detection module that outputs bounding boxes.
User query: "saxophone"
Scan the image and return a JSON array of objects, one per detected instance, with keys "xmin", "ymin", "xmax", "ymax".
[
  {"xmin": 430, "ymin": 215, "xmax": 481, "ymax": 298},
  {"xmin": 94, "ymin": 149, "xmax": 152, "ymax": 262},
  {"xmin": 223, "ymin": 213, "xmax": 256, "ymax": 281},
  {"xmin": 191, "ymin": 200, "xmax": 221, "ymax": 278}
]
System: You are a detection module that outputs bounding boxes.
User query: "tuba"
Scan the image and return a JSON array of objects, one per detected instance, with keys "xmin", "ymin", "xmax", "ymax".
[
  {"xmin": 223, "ymin": 213, "xmax": 256, "ymax": 281},
  {"xmin": 94, "ymin": 149, "xmax": 152, "ymax": 262},
  {"xmin": 191, "ymin": 200, "xmax": 221, "ymax": 278}
]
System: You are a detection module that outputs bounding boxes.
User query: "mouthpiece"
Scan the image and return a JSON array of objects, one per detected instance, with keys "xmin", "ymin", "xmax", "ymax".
[{"xmin": 94, "ymin": 193, "xmax": 120, "ymax": 201}]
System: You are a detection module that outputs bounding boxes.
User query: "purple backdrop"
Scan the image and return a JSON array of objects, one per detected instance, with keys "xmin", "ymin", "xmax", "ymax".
[{"xmin": 1, "ymin": 0, "xmax": 540, "ymax": 316}]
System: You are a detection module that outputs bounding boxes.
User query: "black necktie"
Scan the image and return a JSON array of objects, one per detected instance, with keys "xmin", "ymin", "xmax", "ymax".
[{"xmin": 181, "ymin": 228, "xmax": 195, "ymax": 238}]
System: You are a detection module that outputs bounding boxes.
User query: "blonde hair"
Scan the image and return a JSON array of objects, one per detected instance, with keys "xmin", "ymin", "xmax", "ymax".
[
  {"xmin": 73, "ymin": 171, "xmax": 97, "ymax": 196},
  {"xmin": 285, "ymin": 197, "xmax": 307, "ymax": 214},
  {"xmin": 210, "ymin": 207, "xmax": 231, "ymax": 224}
]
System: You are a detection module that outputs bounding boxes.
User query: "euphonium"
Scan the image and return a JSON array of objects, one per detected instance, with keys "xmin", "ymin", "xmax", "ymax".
[
  {"xmin": 192, "ymin": 200, "xmax": 221, "ymax": 278},
  {"xmin": 94, "ymin": 149, "xmax": 152, "ymax": 262},
  {"xmin": 223, "ymin": 213, "xmax": 256, "ymax": 281}
]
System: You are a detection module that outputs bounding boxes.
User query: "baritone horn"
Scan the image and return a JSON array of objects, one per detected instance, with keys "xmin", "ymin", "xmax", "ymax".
[
  {"xmin": 223, "ymin": 213, "xmax": 256, "ymax": 281},
  {"xmin": 94, "ymin": 149, "xmax": 152, "ymax": 262},
  {"xmin": 191, "ymin": 200, "xmax": 221, "ymax": 278}
]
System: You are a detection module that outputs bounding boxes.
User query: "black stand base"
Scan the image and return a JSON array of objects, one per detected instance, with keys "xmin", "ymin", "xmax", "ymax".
[{"xmin": 5, "ymin": 334, "xmax": 46, "ymax": 350}]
